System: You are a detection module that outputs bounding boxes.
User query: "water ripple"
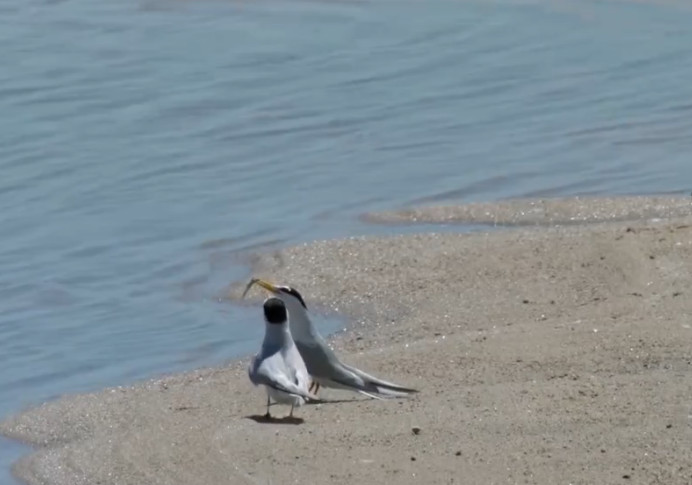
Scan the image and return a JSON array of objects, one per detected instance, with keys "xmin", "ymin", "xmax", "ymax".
[{"xmin": 1, "ymin": 4, "xmax": 692, "ymax": 478}]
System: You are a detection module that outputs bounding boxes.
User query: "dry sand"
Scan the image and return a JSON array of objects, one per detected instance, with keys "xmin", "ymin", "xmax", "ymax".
[{"xmin": 2, "ymin": 196, "xmax": 692, "ymax": 485}]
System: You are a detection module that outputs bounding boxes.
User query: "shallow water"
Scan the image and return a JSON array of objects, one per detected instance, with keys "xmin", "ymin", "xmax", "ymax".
[{"xmin": 2, "ymin": 0, "xmax": 692, "ymax": 481}]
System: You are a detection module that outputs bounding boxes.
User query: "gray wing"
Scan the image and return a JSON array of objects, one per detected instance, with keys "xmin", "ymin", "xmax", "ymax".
[
  {"xmin": 249, "ymin": 350, "xmax": 316, "ymax": 401},
  {"xmin": 295, "ymin": 341, "xmax": 419, "ymax": 396},
  {"xmin": 341, "ymin": 362, "xmax": 419, "ymax": 395},
  {"xmin": 294, "ymin": 340, "xmax": 370, "ymax": 390},
  {"xmin": 285, "ymin": 343, "xmax": 311, "ymax": 394}
]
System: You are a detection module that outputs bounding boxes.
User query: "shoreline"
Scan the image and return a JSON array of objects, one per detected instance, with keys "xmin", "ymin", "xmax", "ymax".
[
  {"xmin": 361, "ymin": 194, "xmax": 692, "ymax": 227},
  {"xmin": 2, "ymin": 195, "xmax": 692, "ymax": 485}
]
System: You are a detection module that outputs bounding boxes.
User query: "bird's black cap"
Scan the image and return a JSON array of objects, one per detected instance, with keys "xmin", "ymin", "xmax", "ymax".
[
  {"xmin": 263, "ymin": 297, "xmax": 287, "ymax": 325},
  {"xmin": 278, "ymin": 286, "xmax": 308, "ymax": 309}
]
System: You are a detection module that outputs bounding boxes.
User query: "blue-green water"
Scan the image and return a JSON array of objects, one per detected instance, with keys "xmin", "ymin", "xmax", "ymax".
[{"xmin": 2, "ymin": 0, "xmax": 692, "ymax": 481}]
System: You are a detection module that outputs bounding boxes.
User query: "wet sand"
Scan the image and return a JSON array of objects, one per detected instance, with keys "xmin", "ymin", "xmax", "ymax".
[
  {"xmin": 362, "ymin": 195, "xmax": 692, "ymax": 226},
  {"xmin": 2, "ymin": 196, "xmax": 692, "ymax": 485}
]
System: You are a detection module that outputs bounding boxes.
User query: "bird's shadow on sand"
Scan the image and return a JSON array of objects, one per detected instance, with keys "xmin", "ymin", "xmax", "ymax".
[
  {"xmin": 245, "ymin": 397, "xmax": 364, "ymax": 425},
  {"xmin": 246, "ymin": 414, "xmax": 305, "ymax": 425},
  {"xmin": 306, "ymin": 397, "xmax": 361, "ymax": 405}
]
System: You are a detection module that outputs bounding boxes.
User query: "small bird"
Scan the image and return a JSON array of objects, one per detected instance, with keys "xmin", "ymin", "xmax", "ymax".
[
  {"xmin": 248, "ymin": 297, "xmax": 317, "ymax": 419},
  {"xmin": 243, "ymin": 278, "xmax": 419, "ymax": 400}
]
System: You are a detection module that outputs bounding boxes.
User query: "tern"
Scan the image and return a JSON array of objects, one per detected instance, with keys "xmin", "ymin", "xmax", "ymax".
[
  {"xmin": 243, "ymin": 278, "xmax": 419, "ymax": 400},
  {"xmin": 248, "ymin": 297, "xmax": 317, "ymax": 419}
]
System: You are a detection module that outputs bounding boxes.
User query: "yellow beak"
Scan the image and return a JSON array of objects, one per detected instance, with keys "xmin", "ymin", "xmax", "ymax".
[
  {"xmin": 241, "ymin": 277, "xmax": 279, "ymax": 299},
  {"xmin": 253, "ymin": 278, "xmax": 278, "ymax": 293}
]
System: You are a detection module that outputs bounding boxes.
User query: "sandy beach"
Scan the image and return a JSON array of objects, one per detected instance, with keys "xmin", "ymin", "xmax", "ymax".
[{"xmin": 2, "ymin": 196, "xmax": 692, "ymax": 485}]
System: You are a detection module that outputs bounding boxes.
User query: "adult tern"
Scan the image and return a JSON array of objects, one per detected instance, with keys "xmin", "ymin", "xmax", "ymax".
[
  {"xmin": 243, "ymin": 278, "xmax": 419, "ymax": 400},
  {"xmin": 248, "ymin": 297, "xmax": 317, "ymax": 418}
]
